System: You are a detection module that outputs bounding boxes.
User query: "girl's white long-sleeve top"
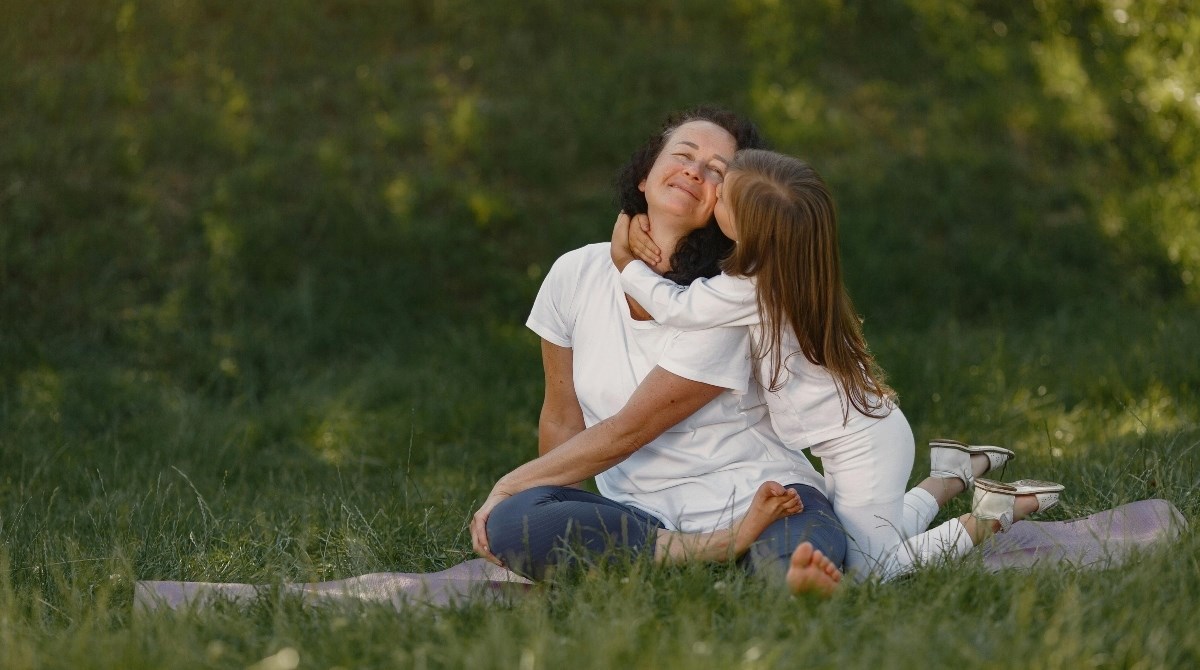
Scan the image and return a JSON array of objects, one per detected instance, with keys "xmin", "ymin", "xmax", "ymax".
[{"xmin": 620, "ymin": 260, "xmax": 885, "ymax": 450}]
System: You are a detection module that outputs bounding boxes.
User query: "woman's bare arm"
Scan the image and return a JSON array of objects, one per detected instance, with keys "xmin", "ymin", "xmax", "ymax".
[
  {"xmin": 538, "ymin": 340, "xmax": 586, "ymax": 456},
  {"xmin": 470, "ymin": 366, "xmax": 724, "ymax": 561},
  {"xmin": 502, "ymin": 366, "xmax": 720, "ymax": 491}
]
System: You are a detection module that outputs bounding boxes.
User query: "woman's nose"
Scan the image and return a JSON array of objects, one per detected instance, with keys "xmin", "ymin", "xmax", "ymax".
[{"xmin": 682, "ymin": 160, "xmax": 704, "ymax": 181}]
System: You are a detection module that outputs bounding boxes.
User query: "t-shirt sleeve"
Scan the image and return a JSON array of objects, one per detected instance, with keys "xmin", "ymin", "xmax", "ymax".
[
  {"xmin": 657, "ymin": 326, "xmax": 752, "ymax": 394},
  {"xmin": 620, "ymin": 261, "xmax": 760, "ymax": 329},
  {"xmin": 526, "ymin": 249, "xmax": 581, "ymax": 347}
]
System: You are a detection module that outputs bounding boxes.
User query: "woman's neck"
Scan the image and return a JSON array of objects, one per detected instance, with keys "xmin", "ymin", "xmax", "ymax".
[{"xmin": 623, "ymin": 207, "xmax": 696, "ymax": 321}]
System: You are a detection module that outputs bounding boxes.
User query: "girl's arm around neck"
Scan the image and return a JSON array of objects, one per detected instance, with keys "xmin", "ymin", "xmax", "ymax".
[{"xmin": 619, "ymin": 261, "xmax": 760, "ymax": 329}]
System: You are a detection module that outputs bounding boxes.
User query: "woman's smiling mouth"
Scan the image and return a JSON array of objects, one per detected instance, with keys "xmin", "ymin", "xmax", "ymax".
[{"xmin": 668, "ymin": 180, "xmax": 701, "ymax": 200}]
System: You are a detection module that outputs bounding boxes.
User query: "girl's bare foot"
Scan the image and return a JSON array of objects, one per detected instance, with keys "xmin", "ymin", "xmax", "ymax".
[
  {"xmin": 969, "ymin": 453, "xmax": 992, "ymax": 480},
  {"xmin": 964, "ymin": 480, "xmax": 1063, "ymax": 543},
  {"xmin": 733, "ymin": 482, "xmax": 802, "ymax": 555},
  {"xmin": 785, "ymin": 542, "xmax": 843, "ymax": 597},
  {"xmin": 921, "ymin": 452, "xmax": 1006, "ymax": 507},
  {"xmin": 962, "ymin": 492, "xmax": 1050, "ymax": 542}
]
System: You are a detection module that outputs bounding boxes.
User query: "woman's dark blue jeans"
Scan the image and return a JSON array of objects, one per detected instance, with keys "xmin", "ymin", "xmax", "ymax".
[{"xmin": 485, "ymin": 483, "xmax": 846, "ymax": 583}]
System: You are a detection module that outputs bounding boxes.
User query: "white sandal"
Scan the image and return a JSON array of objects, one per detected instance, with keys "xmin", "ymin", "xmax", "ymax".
[
  {"xmin": 972, "ymin": 477, "xmax": 1064, "ymax": 532},
  {"xmin": 929, "ymin": 438, "xmax": 1016, "ymax": 490}
]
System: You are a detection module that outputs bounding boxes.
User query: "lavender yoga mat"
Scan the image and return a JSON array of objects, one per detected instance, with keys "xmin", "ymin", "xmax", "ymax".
[
  {"xmin": 978, "ymin": 497, "xmax": 1186, "ymax": 570},
  {"xmin": 135, "ymin": 499, "xmax": 1186, "ymax": 611},
  {"xmin": 136, "ymin": 556, "xmax": 533, "ymax": 611}
]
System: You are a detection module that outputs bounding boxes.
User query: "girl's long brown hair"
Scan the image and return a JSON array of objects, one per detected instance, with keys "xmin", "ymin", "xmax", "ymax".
[{"xmin": 722, "ymin": 149, "xmax": 894, "ymax": 422}]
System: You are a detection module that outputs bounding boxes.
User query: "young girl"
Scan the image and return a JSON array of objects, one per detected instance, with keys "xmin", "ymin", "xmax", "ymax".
[{"xmin": 610, "ymin": 148, "xmax": 1064, "ymax": 582}]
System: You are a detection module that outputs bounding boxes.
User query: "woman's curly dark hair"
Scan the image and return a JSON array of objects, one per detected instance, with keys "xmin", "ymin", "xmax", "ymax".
[{"xmin": 615, "ymin": 107, "xmax": 769, "ymax": 285}]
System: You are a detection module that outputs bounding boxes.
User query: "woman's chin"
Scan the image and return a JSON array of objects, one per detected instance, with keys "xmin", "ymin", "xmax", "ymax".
[
  {"xmin": 651, "ymin": 206, "xmax": 711, "ymax": 232},
  {"xmin": 651, "ymin": 193, "xmax": 710, "ymax": 220}
]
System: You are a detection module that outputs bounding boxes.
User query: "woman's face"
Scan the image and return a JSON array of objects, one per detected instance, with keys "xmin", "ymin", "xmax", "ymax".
[
  {"xmin": 638, "ymin": 120, "xmax": 737, "ymax": 230},
  {"xmin": 713, "ymin": 173, "xmax": 738, "ymax": 242}
]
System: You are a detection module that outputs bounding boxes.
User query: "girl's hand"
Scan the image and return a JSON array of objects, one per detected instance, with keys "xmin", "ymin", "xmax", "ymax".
[
  {"xmin": 471, "ymin": 488, "xmax": 513, "ymax": 565},
  {"xmin": 627, "ymin": 213, "xmax": 661, "ymax": 267},
  {"xmin": 610, "ymin": 211, "xmax": 637, "ymax": 271}
]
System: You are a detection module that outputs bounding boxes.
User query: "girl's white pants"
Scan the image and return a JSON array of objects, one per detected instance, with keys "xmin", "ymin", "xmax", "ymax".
[{"xmin": 810, "ymin": 408, "xmax": 976, "ymax": 582}]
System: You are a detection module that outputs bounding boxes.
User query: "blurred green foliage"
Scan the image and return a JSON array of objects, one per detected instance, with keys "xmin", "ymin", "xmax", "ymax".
[{"xmin": 1, "ymin": 0, "xmax": 1197, "ymax": 390}]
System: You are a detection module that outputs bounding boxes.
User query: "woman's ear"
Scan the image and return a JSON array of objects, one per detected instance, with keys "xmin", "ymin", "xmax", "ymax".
[{"xmin": 638, "ymin": 179, "xmax": 647, "ymax": 193}]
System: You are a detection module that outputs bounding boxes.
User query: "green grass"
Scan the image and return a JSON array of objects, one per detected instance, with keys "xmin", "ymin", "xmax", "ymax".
[
  {"xmin": 2, "ymin": 310, "xmax": 1198, "ymax": 669},
  {"xmin": 2, "ymin": 0, "xmax": 1199, "ymax": 668}
]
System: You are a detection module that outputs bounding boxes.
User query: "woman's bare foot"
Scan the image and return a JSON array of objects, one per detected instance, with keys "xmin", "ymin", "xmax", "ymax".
[
  {"xmin": 733, "ymin": 482, "xmax": 802, "ymax": 555},
  {"xmin": 785, "ymin": 542, "xmax": 843, "ymax": 597}
]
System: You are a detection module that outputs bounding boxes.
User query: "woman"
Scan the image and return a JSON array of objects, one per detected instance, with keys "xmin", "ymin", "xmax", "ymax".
[{"xmin": 470, "ymin": 108, "xmax": 846, "ymax": 594}]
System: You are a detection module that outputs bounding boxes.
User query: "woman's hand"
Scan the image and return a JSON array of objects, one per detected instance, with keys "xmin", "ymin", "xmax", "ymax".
[
  {"xmin": 471, "ymin": 488, "xmax": 513, "ymax": 565},
  {"xmin": 627, "ymin": 213, "xmax": 661, "ymax": 267}
]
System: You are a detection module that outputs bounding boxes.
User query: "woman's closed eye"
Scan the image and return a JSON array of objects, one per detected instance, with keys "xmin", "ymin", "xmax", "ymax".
[{"xmin": 674, "ymin": 152, "xmax": 725, "ymax": 182}]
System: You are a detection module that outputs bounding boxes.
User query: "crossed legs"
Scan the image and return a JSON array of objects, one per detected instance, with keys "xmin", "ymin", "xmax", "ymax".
[{"xmin": 485, "ymin": 483, "xmax": 846, "ymax": 590}]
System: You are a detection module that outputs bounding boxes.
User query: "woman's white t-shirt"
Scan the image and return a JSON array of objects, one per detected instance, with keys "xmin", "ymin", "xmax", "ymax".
[
  {"xmin": 619, "ymin": 261, "xmax": 882, "ymax": 450},
  {"xmin": 526, "ymin": 243, "xmax": 822, "ymax": 533}
]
